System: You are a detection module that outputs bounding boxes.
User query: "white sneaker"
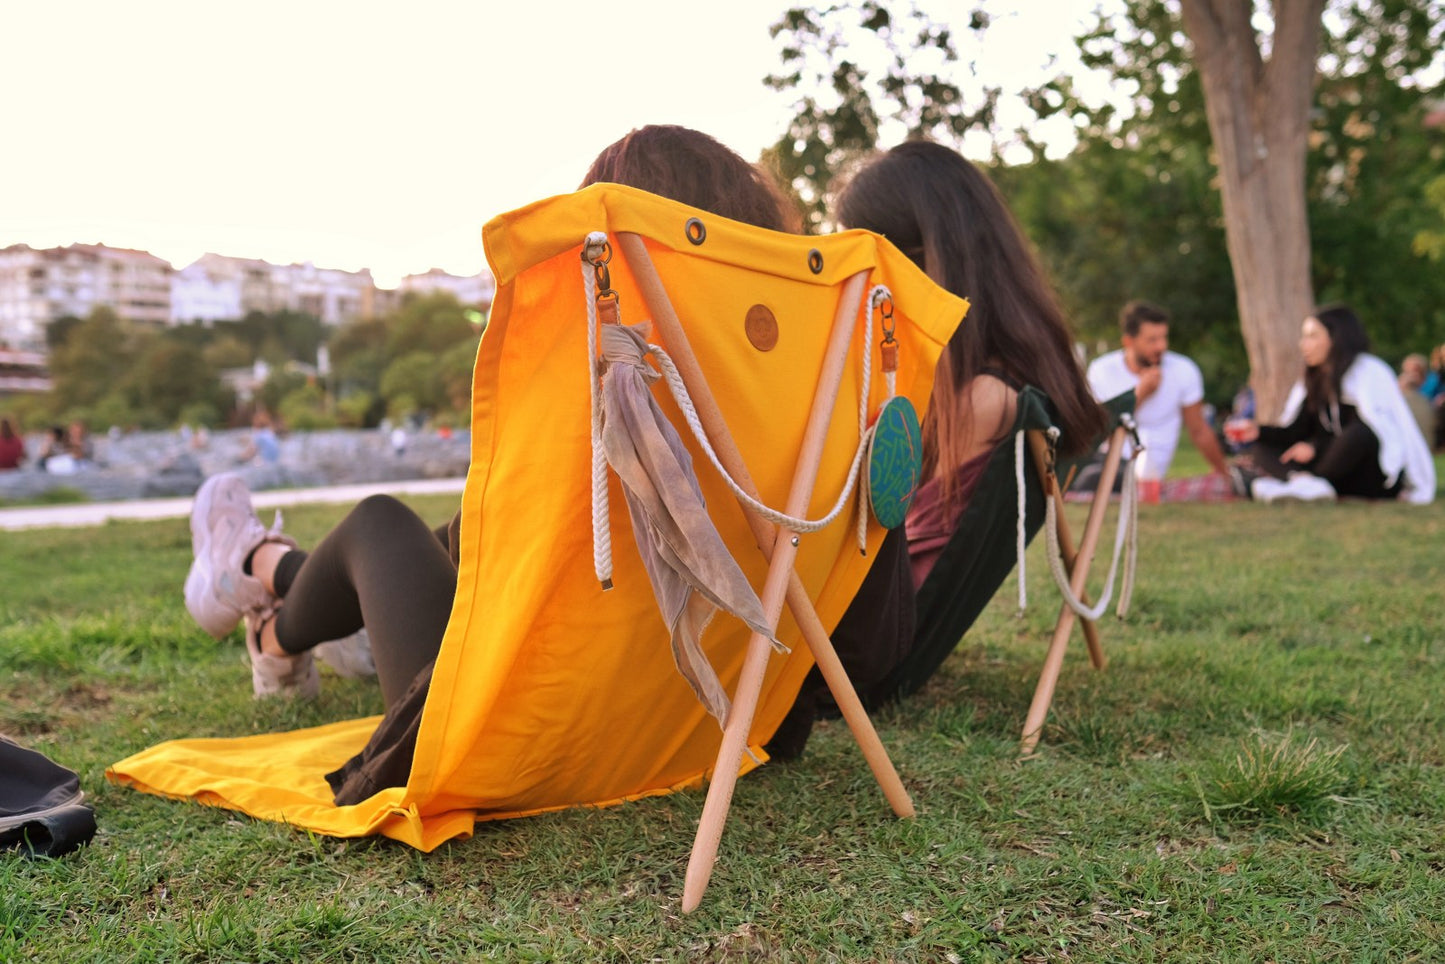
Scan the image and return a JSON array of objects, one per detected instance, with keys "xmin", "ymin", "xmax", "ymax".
[
  {"xmin": 1250, "ymin": 477, "xmax": 1287, "ymax": 503},
  {"xmin": 244, "ymin": 612, "xmax": 319, "ymax": 699},
  {"xmin": 1252, "ymin": 473, "xmax": 1336, "ymax": 504},
  {"xmin": 1282, "ymin": 473, "xmax": 1337, "ymax": 501},
  {"xmin": 314, "ymin": 628, "xmax": 376, "ymax": 679},
  {"xmin": 183, "ymin": 473, "xmax": 296, "ymax": 639}
]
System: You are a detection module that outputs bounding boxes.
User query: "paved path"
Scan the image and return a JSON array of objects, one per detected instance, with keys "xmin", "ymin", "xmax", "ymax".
[{"xmin": 0, "ymin": 477, "xmax": 468, "ymax": 531}]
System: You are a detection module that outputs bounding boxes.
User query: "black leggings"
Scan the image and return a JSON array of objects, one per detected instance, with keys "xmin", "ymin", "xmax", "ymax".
[
  {"xmin": 1249, "ymin": 419, "xmax": 1399, "ymax": 499},
  {"xmin": 271, "ymin": 495, "xmax": 457, "ymax": 708}
]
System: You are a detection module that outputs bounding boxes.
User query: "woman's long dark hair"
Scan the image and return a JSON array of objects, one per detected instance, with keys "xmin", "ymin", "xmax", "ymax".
[
  {"xmin": 580, "ymin": 125, "xmax": 800, "ymax": 233},
  {"xmin": 1303, "ymin": 303, "xmax": 1370, "ymax": 414},
  {"xmin": 835, "ymin": 140, "xmax": 1105, "ymax": 507}
]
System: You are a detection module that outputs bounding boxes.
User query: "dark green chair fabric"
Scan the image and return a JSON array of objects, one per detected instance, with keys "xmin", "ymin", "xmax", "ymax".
[
  {"xmin": 864, "ymin": 388, "xmax": 1133, "ymax": 706},
  {"xmin": 1056, "ymin": 390, "xmax": 1137, "ymax": 494},
  {"xmin": 862, "ymin": 385, "xmax": 1057, "ymax": 704}
]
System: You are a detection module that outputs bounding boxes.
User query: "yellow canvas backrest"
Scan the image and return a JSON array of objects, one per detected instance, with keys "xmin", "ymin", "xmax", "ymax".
[{"xmin": 410, "ymin": 183, "xmax": 963, "ymax": 824}]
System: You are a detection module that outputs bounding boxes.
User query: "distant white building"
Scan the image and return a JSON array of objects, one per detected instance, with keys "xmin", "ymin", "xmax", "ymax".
[
  {"xmin": 288, "ymin": 261, "xmax": 375, "ymax": 325},
  {"xmin": 171, "ymin": 259, "xmax": 244, "ymax": 324},
  {"xmin": 177, "ymin": 254, "xmax": 376, "ymax": 326},
  {"xmin": 397, "ymin": 267, "xmax": 495, "ymax": 309},
  {"xmin": 0, "ymin": 243, "xmax": 172, "ymax": 350},
  {"xmin": 2, "ymin": 240, "xmax": 492, "ymax": 351}
]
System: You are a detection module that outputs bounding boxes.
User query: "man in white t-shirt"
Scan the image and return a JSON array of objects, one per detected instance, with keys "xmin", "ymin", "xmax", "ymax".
[{"xmin": 1085, "ymin": 300, "xmax": 1231, "ymax": 483}]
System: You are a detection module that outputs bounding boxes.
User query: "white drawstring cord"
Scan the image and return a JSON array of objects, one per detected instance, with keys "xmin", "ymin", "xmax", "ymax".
[
  {"xmin": 1042, "ymin": 451, "xmax": 1139, "ymax": 620},
  {"xmin": 583, "ymin": 233, "xmax": 896, "ymax": 586}
]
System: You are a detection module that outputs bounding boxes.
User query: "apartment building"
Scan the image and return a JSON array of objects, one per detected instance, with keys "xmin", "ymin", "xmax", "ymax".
[
  {"xmin": 0, "ymin": 347, "xmax": 51, "ymax": 393},
  {"xmin": 397, "ymin": 267, "xmax": 495, "ymax": 309},
  {"xmin": 172, "ymin": 254, "xmax": 377, "ymax": 326},
  {"xmin": 0, "ymin": 243, "xmax": 171, "ymax": 350},
  {"xmin": 170, "ymin": 257, "xmax": 244, "ymax": 324},
  {"xmin": 2, "ymin": 241, "xmax": 497, "ymax": 350}
]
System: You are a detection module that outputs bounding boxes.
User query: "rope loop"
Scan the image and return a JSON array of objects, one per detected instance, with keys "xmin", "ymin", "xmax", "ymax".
[
  {"xmin": 1042, "ymin": 449, "xmax": 1140, "ymax": 621},
  {"xmin": 582, "ymin": 248, "xmax": 614, "ymax": 588}
]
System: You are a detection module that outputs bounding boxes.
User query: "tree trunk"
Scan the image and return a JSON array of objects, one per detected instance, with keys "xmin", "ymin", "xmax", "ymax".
[{"xmin": 1180, "ymin": 0, "xmax": 1325, "ymax": 419}]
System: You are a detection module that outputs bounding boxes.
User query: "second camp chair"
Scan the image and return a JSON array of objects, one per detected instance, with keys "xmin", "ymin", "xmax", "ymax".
[
  {"xmin": 1019, "ymin": 390, "xmax": 1139, "ymax": 754},
  {"xmin": 853, "ymin": 387, "xmax": 1139, "ymax": 755}
]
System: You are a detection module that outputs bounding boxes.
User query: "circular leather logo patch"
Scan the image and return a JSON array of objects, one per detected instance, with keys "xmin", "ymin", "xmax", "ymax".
[{"xmin": 745, "ymin": 304, "xmax": 778, "ymax": 352}]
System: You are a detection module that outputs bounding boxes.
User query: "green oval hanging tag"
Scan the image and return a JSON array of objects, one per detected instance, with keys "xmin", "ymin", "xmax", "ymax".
[{"xmin": 866, "ymin": 396, "xmax": 923, "ymax": 529}]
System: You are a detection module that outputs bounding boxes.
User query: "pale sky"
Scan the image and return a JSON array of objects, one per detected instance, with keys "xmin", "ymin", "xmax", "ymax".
[{"xmin": 0, "ymin": 1, "xmax": 1107, "ymax": 287}]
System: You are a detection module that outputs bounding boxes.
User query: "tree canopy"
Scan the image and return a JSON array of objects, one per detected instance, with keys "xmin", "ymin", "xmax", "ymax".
[
  {"xmin": 26, "ymin": 291, "xmax": 483, "ymax": 432},
  {"xmin": 765, "ymin": 0, "xmax": 1445, "ymax": 409}
]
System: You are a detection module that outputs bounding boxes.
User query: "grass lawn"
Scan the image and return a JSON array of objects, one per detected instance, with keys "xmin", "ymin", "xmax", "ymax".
[{"xmin": 4, "ymin": 473, "xmax": 1444, "ymax": 961}]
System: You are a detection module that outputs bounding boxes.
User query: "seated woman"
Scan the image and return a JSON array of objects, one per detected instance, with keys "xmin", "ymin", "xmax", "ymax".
[
  {"xmin": 766, "ymin": 141, "xmax": 1106, "ymax": 756},
  {"xmin": 1231, "ymin": 305, "xmax": 1435, "ymax": 504},
  {"xmin": 183, "ymin": 124, "xmax": 811, "ymax": 801},
  {"xmin": 834, "ymin": 141, "xmax": 1106, "ymax": 589}
]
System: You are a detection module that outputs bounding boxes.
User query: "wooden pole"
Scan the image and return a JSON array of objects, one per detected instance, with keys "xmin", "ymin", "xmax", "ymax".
[
  {"xmin": 619, "ymin": 233, "xmax": 910, "ymax": 821},
  {"xmin": 1019, "ymin": 425, "xmax": 1127, "ymax": 755},
  {"xmin": 616, "ymin": 238, "xmax": 874, "ymax": 913}
]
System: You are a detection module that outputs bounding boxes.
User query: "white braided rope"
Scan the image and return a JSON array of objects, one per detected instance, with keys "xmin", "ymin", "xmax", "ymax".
[
  {"xmin": 1042, "ymin": 451, "xmax": 1139, "ymax": 621},
  {"xmin": 1117, "ymin": 476, "xmax": 1139, "ymax": 617},
  {"xmin": 582, "ymin": 234, "xmax": 613, "ymax": 588},
  {"xmin": 1014, "ymin": 430, "xmax": 1029, "ymax": 612}
]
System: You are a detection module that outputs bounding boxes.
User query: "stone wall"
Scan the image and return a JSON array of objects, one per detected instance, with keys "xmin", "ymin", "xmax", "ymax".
[{"xmin": 0, "ymin": 427, "xmax": 471, "ymax": 503}]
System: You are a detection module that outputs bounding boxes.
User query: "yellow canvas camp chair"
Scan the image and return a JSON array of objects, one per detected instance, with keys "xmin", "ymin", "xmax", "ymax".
[{"xmin": 109, "ymin": 184, "xmax": 963, "ymax": 911}]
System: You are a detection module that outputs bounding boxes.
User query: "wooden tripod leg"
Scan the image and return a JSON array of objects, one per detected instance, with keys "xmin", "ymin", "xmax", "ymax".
[
  {"xmin": 620, "ymin": 235, "xmax": 913, "ymax": 823},
  {"xmin": 1026, "ymin": 432, "xmax": 1104, "ymax": 669},
  {"xmin": 681, "ymin": 271, "xmax": 864, "ymax": 912},
  {"xmin": 1019, "ymin": 425, "xmax": 1126, "ymax": 756},
  {"xmin": 618, "ymin": 236, "xmax": 904, "ymax": 910}
]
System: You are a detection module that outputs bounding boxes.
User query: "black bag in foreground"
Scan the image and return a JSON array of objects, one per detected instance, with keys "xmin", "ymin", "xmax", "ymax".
[{"xmin": 1, "ymin": 735, "xmax": 97, "ymax": 858}]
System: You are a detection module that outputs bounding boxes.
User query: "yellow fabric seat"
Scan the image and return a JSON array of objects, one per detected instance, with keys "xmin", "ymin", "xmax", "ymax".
[{"xmin": 108, "ymin": 184, "xmax": 964, "ymax": 850}]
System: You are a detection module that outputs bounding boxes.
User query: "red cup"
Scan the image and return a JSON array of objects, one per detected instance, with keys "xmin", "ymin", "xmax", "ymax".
[
  {"xmin": 1224, "ymin": 418, "xmax": 1251, "ymax": 444},
  {"xmin": 1139, "ymin": 478, "xmax": 1162, "ymax": 504}
]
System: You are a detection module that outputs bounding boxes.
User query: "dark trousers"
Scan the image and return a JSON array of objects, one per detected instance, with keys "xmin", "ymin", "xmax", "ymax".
[
  {"xmin": 1248, "ymin": 420, "xmax": 1399, "ymax": 500},
  {"xmin": 764, "ymin": 526, "xmax": 916, "ymax": 760},
  {"xmin": 272, "ymin": 495, "xmax": 458, "ymax": 708}
]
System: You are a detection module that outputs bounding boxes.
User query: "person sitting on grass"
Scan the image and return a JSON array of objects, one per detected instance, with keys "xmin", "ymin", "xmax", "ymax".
[
  {"xmin": 182, "ymin": 124, "xmax": 827, "ymax": 803},
  {"xmin": 765, "ymin": 141, "xmax": 1107, "ymax": 757},
  {"xmin": 0, "ymin": 416, "xmax": 25, "ymax": 471},
  {"xmin": 833, "ymin": 140, "xmax": 1106, "ymax": 588},
  {"xmin": 1230, "ymin": 304, "xmax": 1435, "ymax": 504}
]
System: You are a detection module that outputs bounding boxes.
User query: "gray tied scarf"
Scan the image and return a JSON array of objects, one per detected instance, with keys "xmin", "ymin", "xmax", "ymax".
[{"xmin": 598, "ymin": 322, "xmax": 778, "ymax": 727}]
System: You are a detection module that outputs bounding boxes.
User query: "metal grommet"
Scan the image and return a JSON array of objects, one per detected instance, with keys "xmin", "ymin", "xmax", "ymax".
[
  {"xmin": 685, "ymin": 218, "xmax": 707, "ymax": 245},
  {"xmin": 807, "ymin": 249, "xmax": 824, "ymax": 274}
]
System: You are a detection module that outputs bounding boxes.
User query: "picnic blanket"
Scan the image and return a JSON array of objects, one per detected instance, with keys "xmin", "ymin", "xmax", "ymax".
[{"xmin": 1065, "ymin": 472, "xmax": 1237, "ymax": 503}]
